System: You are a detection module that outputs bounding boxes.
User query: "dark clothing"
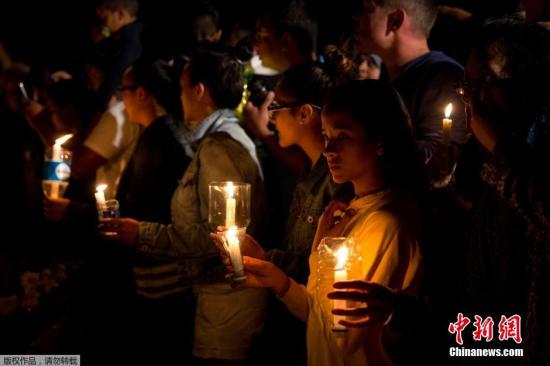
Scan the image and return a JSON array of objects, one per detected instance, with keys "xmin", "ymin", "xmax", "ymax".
[
  {"xmin": 96, "ymin": 21, "xmax": 143, "ymax": 110},
  {"xmin": 476, "ymin": 116, "xmax": 550, "ymax": 366},
  {"xmin": 113, "ymin": 115, "xmax": 193, "ymax": 363},
  {"xmin": 117, "ymin": 115, "xmax": 190, "ymax": 224},
  {"xmin": 266, "ymin": 157, "xmax": 353, "ymax": 284},
  {"xmin": 393, "ymin": 51, "xmax": 469, "ymax": 175}
]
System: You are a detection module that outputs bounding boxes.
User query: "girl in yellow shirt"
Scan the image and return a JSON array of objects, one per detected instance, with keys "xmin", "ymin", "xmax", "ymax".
[{"xmin": 216, "ymin": 80, "xmax": 427, "ymax": 365}]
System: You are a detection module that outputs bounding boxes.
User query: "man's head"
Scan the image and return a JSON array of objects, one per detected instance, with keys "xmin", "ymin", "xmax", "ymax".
[
  {"xmin": 254, "ymin": 0, "xmax": 317, "ymax": 71},
  {"xmin": 192, "ymin": 2, "xmax": 223, "ymax": 43},
  {"xmin": 97, "ymin": 0, "xmax": 139, "ymax": 33},
  {"xmin": 356, "ymin": 0, "xmax": 437, "ymax": 55}
]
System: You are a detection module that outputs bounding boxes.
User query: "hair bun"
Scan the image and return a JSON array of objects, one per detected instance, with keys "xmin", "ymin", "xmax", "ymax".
[{"xmin": 320, "ymin": 45, "xmax": 357, "ymax": 86}]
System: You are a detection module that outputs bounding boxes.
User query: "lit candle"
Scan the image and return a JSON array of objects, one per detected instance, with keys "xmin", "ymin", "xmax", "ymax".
[
  {"xmin": 50, "ymin": 134, "xmax": 73, "ymax": 198},
  {"xmin": 95, "ymin": 184, "xmax": 108, "ymax": 214},
  {"xmin": 333, "ymin": 245, "xmax": 349, "ymax": 331},
  {"xmin": 223, "ymin": 226, "xmax": 246, "ymax": 284},
  {"xmin": 442, "ymin": 103, "xmax": 453, "ymax": 146},
  {"xmin": 225, "ymin": 182, "xmax": 236, "ymax": 228}
]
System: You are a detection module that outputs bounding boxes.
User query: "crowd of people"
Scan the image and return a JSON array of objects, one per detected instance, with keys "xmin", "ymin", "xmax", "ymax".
[{"xmin": 1, "ymin": 0, "xmax": 549, "ymax": 365}]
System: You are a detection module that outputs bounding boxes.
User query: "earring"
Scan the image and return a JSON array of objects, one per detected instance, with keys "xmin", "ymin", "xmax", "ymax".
[{"xmin": 300, "ymin": 119, "xmax": 305, "ymax": 125}]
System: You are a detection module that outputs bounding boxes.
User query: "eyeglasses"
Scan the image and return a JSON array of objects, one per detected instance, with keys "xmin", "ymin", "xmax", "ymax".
[
  {"xmin": 117, "ymin": 84, "xmax": 139, "ymax": 92},
  {"xmin": 267, "ymin": 101, "xmax": 321, "ymax": 120}
]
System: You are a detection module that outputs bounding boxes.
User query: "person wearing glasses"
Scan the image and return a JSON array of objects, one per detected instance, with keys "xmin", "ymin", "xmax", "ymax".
[
  {"xmin": 98, "ymin": 58, "xmax": 192, "ymax": 365},
  {"xmin": 238, "ymin": 60, "xmax": 355, "ymax": 365},
  {"xmin": 214, "ymin": 80, "xmax": 426, "ymax": 366},
  {"xmin": 102, "ymin": 44, "xmax": 267, "ymax": 365}
]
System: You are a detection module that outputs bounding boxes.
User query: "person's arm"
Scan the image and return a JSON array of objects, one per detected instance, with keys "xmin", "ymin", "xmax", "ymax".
[
  {"xmin": 71, "ymin": 146, "xmax": 107, "ymax": 180},
  {"xmin": 137, "ymin": 138, "xmax": 249, "ymax": 259},
  {"xmin": 23, "ymin": 103, "xmax": 58, "ymax": 146},
  {"xmin": 278, "ymin": 278, "xmax": 311, "ymax": 322},
  {"xmin": 416, "ymin": 65, "xmax": 468, "ymax": 163},
  {"xmin": 480, "ymin": 140, "xmax": 550, "ymax": 231}
]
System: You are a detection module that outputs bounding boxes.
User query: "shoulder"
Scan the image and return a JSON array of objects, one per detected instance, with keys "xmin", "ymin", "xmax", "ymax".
[
  {"xmin": 421, "ymin": 54, "xmax": 464, "ymax": 84},
  {"xmin": 351, "ymin": 191, "xmax": 419, "ymax": 238},
  {"xmin": 198, "ymin": 132, "xmax": 247, "ymax": 157}
]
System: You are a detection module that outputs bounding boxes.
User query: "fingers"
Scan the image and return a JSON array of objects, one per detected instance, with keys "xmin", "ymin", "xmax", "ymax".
[
  {"xmin": 261, "ymin": 91, "xmax": 275, "ymax": 110},
  {"xmin": 209, "ymin": 232, "xmax": 226, "ymax": 250},
  {"xmin": 338, "ymin": 317, "xmax": 375, "ymax": 328},
  {"xmin": 333, "ymin": 280, "xmax": 383, "ymax": 293},
  {"xmin": 332, "ymin": 305, "xmax": 386, "ymax": 317},
  {"xmin": 324, "ymin": 200, "xmax": 348, "ymax": 216},
  {"xmin": 327, "ymin": 290, "xmax": 382, "ymax": 302},
  {"xmin": 245, "ymin": 234, "xmax": 260, "ymax": 247},
  {"xmin": 242, "ymin": 256, "xmax": 271, "ymax": 274}
]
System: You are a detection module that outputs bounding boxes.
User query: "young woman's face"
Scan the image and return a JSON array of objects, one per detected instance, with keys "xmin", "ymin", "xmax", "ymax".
[
  {"xmin": 321, "ymin": 110, "xmax": 379, "ymax": 184},
  {"xmin": 269, "ymin": 88, "xmax": 303, "ymax": 148}
]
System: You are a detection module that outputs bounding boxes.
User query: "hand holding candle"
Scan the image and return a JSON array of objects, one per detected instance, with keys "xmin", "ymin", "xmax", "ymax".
[{"xmin": 208, "ymin": 182, "xmax": 252, "ymax": 284}]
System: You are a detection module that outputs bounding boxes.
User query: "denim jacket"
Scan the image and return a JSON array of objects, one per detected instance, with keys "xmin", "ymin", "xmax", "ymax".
[{"xmin": 137, "ymin": 116, "xmax": 266, "ymax": 283}]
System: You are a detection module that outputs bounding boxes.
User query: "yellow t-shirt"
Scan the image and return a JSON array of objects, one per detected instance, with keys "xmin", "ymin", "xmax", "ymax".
[{"xmin": 281, "ymin": 189, "xmax": 423, "ymax": 366}]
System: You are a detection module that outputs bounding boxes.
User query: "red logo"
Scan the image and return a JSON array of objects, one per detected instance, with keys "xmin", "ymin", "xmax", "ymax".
[
  {"xmin": 449, "ymin": 314, "xmax": 522, "ymax": 345},
  {"xmin": 449, "ymin": 313, "xmax": 471, "ymax": 345}
]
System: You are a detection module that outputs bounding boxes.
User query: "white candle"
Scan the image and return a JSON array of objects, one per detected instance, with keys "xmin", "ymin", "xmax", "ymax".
[
  {"xmin": 95, "ymin": 184, "xmax": 108, "ymax": 213},
  {"xmin": 52, "ymin": 143, "xmax": 62, "ymax": 162},
  {"xmin": 442, "ymin": 103, "xmax": 453, "ymax": 146},
  {"xmin": 333, "ymin": 245, "xmax": 349, "ymax": 331},
  {"xmin": 49, "ymin": 134, "xmax": 73, "ymax": 198},
  {"xmin": 226, "ymin": 227, "xmax": 244, "ymax": 275},
  {"xmin": 52, "ymin": 134, "xmax": 73, "ymax": 161},
  {"xmin": 225, "ymin": 182, "xmax": 236, "ymax": 228}
]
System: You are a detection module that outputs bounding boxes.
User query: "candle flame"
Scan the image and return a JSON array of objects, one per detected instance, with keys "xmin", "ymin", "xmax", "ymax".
[
  {"xmin": 444, "ymin": 103, "xmax": 453, "ymax": 118},
  {"xmin": 96, "ymin": 184, "xmax": 107, "ymax": 193},
  {"xmin": 226, "ymin": 226, "xmax": 237, "ymax": 237},
  {"xmin": 55, "ymin": 134, "xmax": 73, "ymax": 146},
  {"xmin": 225, "ymin": 182, "xmax": 235, "ymax": 198},
  {"xmin": 335, "ymin": 245, "xmax": 349, "ymax": 270}
]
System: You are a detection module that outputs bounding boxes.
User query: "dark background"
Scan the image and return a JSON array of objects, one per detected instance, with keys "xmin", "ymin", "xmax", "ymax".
[{"xmin": 0, "ymin": 0, "xmax": 522, "ymax": 70}]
